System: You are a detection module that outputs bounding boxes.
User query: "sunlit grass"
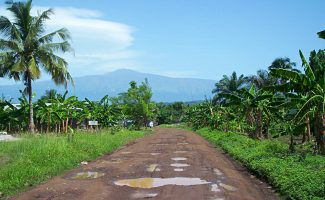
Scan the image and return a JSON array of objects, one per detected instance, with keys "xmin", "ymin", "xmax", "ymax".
[{"xmin": 0, "ymin": 129, "xmax": 149, "ymax": 198}]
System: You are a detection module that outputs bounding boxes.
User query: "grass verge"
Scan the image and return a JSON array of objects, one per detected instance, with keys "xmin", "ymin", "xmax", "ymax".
[
  {"xmin": 197, "ymin": 128, "xmax": 325, "ymax": 200},
  {"xmin": 0, "ymin": 129, "xmax": 149, "ymax": 198}
]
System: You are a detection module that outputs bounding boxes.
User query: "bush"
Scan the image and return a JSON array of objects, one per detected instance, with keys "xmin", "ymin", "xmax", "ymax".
[{"xmin": 197, "ymin": 128, "xmax": 325, "ymax": 200}]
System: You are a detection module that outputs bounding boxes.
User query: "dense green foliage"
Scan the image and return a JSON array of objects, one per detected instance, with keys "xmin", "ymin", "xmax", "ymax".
[
  {"xmin": 184, "ymin": 49, "xmax": 325, "ymax": 154},
  {"xmin": 0, "ymin": 129, "xmax": 148, "ymax": 197},
  {"xmin": 117, "ymin": 79, "xmax": 155, "ymax": 129},
  {"xmin": 0, "ymin": 78, "xmax": 155, "ymax": 132},
  {"xmin": 197, "ymin": 128, "xmax": 325, "ymax": 200},
  {"xmin": 156, "ymin": 102, "xmax": 187, "ymax": 124}
]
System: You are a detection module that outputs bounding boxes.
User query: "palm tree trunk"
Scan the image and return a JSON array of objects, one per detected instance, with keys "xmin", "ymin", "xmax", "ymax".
[{"xmin": 27, "ymin": 75, "xmax": 35, "ymax": 133}]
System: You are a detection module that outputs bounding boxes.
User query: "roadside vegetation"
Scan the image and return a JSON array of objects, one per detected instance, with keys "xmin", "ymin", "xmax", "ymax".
[
  {"xmin": 197, "ymin": 128, "xmax": 325, "ymax": 200},
  {"xmin": 0, "ymin": 129, "xmax": 148, "ymax": 198}
]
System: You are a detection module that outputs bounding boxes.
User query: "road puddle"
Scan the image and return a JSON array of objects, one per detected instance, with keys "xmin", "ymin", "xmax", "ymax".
[
  {"xmin": 131, "ymin": 191, "xmax": 158, "ymax": 198},
  {"xmin": 105, "ymin": 157, "xmax": 125, "ymax": 163},
  {"xmin": 150, "ymin": 153, "xmax": 161, "ymax": 156},
  {"xmin": 120, "ymin": 151, "xmax": 132, "ymax": 154},
  {"xmin": 173, "ymin": 168, "xmax": 184, "ymax": 172},
  {"xmin": 114, "ymin": 177, "xmax": 210, "ymax": 188},
  {"xmin": 170, "ymin": 163, "xmax": 190, "ymax": 167},
  {"xmin": 101, "ymin": 160, "xmax": 121, "ymax": 164},
  {"xmin": 177, "ymin": 142, "xmax": 189, "ymax": 145},
  {"xmin": 214, "ymin": 168, "xmax": 223, "ymax": 176},
  {"xmin": 147, "ymin": 164, "xmax": 161, "ymax": 172},
  {"xmin": 211, "ymin": 184, "xmax": 221, "ymax": 192},
  {"xmin": 70, "ymin": 171, "xmax": 104, "ymax": 179},
  {"xmin": 171, "ymin": 157, "xmax": 187, "ymax": 161},
  {"xmin": 219, "ymin": 183, "xmax": 237, "ymax": 191},
  {"xmin": 174, "ymin": 151, "xmax": 188, "ymax": 154}
]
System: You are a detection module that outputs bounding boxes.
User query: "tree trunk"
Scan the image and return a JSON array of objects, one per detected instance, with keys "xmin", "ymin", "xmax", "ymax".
[
  {"xmin": 245, "ymin": 109, "xmax": 254, "ymax": 137},
  {"xmin": 255, "ymin": 109, "xmax": 263, "ymax": 139},
  {"xmin": 65, "ymin": 118, "xmax": 69, "ymax": 133},
  {"xmin": 27, "ymin": 75, "xmax": 35, "ymax": 133},
  {"xmin": 315, "ymin": 113, "xmax": 325, "ymax": 155},
  {"xmin": 302, "ymin": 116, "xmax": 311, "ymax": 143},
  {"xmin": 62, "ymin": 120, "xmax": 65, "ymax": 133}
]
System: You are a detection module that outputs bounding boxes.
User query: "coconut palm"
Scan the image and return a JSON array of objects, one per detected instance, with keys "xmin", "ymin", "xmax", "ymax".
[
  {"xmin": 213, "ymin": 71, "xmax": 247, "ymax": 94},
  {"xmin": 268, "ymin": 57, "xmax": 296, "ymax": 70},
  {"xmin": 0, "ymin": 0, "xmax": 73, "ymax": 132},
  {"xmin": 249, "ymin": 69, "xmax": 276, "ymax": 90},
  {"xmin": 212, "ymin": 71, "xmax": 248, "ymax": 104}
]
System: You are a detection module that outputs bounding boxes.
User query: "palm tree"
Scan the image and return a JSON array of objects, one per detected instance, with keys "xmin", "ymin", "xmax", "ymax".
[
  {"xmin": 0, "ymin": 1, "xmax": 73, "ymax": 133},
  {"xmin": 212, "ymin": 71, "xmax": 248, "ymax": 104},
  {"xmin": 268, "ymin": 57, "xmax": 296, "ymax": 70},
  {"xmin": 249, "ymin": 69, "xmax": 276, "ymax": 89},
  {"xmin": 213, "ymin": 71, "xmax": 247, "ymax": 94}
]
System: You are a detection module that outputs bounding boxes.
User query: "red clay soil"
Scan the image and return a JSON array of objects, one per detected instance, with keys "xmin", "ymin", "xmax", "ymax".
[{"xmin": 12, "ymin": 128, "xmax": 279, "ymax": 200}]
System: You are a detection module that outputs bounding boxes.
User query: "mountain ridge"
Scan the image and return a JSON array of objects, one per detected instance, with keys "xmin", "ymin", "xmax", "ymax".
[{"xmin": 0, "ymin": 69, "xmax": 216, "ymax": 102}]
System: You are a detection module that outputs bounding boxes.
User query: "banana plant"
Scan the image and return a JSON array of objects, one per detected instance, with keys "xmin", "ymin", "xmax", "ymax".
[
  {"xmin": 218, "ymin": 85, "xmax": 273, "ymax": 138},
  {"xmin": 270, "ymin": 49, "xmax": 325, "ymax": 154}
]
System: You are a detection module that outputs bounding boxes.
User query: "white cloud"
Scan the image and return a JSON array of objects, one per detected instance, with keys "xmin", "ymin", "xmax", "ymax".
[{"xmin": 0, "ymin": 5, "xmax": 140, "ymax": 79}]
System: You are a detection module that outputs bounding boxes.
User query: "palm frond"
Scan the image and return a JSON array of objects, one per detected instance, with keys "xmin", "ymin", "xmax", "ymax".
[{"xmin": 317, "ymin": 30, "xmax": 325, "ymax": 39}]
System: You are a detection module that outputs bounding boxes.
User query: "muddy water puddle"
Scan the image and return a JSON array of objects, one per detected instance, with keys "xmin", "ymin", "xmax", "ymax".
[
  {"xmin": 131, "ymin": 191, "xmax": 158, "ymax": 198},
  {"xmin": 68, "ymin": 171, "xmax": 105, "ymax": 180},
  {"xmin": 173, "ymin": 168, "xmax": 184, "ymax": 172},
  {"xmin": 171, "ymin": 157, "xmax": 187, "ymax": 161},
  {"xmin": 114, "ymin": 177, "xmax": 210, "ymax": 188},
  {"xmin": 147, "ymin": 164, "xmax": 161, "ymax": 172},
  {"xmin": 120, "ymin": 151, "xmax": 132, "ymax": 154},
  {"xmin": 211, "ymin": 184, "xmax": 221, "ymax": 192},
  {"xmin": 170, "ymin": 163, "xmax": 190, "ymax": 167},
  {"xmin": 174, "ymin": 151, "xmax": 188, "ymax": 154},
  {"xmin": 214, "ymin": 168, "xmax": 223, "ymax": 176},
  {"xmin": 219, "ymin": 183, "xmax": 237, "ymax": 191}
]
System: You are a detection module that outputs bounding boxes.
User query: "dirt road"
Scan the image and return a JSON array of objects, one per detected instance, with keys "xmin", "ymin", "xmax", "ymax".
[{"xmin": 13, "ymin": 128, "xmax": 278, "ymax": 200}]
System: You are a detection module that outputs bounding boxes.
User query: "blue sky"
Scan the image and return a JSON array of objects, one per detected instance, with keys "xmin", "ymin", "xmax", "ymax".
[{"xmin": 1, "ymin": 0, "xmax": 325, "ymax": 85}]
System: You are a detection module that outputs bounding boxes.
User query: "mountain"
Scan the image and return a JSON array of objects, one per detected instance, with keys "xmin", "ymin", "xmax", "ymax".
[{"xmin": 0, "ymin": 69, "xmax": 216, "ymax": 102}]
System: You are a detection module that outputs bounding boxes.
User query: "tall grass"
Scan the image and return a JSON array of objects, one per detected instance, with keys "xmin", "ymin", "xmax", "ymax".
[{"xmin": 0, "ymin": 129, "xmax": 148, "ymax": 198}]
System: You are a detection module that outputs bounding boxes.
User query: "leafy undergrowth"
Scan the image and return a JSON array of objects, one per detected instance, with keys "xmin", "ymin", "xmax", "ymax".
[
  {"xmin": 0, "ymin": 129, "xmax": 148, "ymax": 198},
  {"xmin": 197, "ymin": 128, "xmax": 325, "ymax": 200}
]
